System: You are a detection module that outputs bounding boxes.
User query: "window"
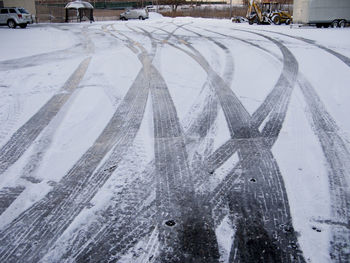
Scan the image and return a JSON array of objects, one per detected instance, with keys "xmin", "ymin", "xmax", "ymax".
[
  {"xmin": 9, "ymin": 9, "xmax": 16, "ymax": 14},
  {"xmin": 18, "ymin": 8, "xmax": 29, "ymax": 14},
  {"xmin": 0, "ymin": 8, "xmax": 8, "ymax": 14}
]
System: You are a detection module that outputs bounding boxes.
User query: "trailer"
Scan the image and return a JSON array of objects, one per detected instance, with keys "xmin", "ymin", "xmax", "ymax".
[{"xmin": 293, "ymin": 0, "xmax": 350, "ymax": 27}]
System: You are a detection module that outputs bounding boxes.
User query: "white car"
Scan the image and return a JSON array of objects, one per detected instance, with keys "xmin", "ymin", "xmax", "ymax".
[
  {"xmin": 0, "ymin": 7, "xmax": 33, "ymax": 28},
  {"xmin": 120, "ymin": 9, "xmax": 149, "ymax": 20}
]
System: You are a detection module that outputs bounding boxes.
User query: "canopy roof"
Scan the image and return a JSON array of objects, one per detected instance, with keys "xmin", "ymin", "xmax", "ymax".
[{"xmin": 65, "ymin": 1, "xmax": 93, "ymax": 9}]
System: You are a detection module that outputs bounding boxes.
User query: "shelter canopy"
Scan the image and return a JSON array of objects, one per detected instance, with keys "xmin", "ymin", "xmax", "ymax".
[
  {"xmin": 65, "ymin": 1, "xmax": 93, "ymax": 10},
  {"xmin": 65, "ymin": 0, "xmax": 94, "ymax": 22}
]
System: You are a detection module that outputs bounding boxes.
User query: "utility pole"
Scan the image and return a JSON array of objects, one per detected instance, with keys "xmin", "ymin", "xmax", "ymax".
[{"xmin": 229, "ymin": 0, "xmax": 232, "ymax": 18}]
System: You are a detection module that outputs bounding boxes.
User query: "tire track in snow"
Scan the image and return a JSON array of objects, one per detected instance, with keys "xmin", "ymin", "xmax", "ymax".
[
  {"xmin": 0, "ymin": 26, "xmax": 93, "ymax": 72},
  {"xmin": 150, "ymin": 26, "xmax": 252, "ymax": 138},
  {"xmin": 175, "ymin": 26, "xmax": 238, "ymax": 175},
  {"xmin": 0, "ymin": 29, "xmax": 149, "ymax": 261},
  {"xmin": 0, "ymin": 67, "xmax": 149, "ymax": 262},
  {"xmin": 255, "ymin": 29, "xmax": 350, "ymax": 68},
  {"xmin": 232, "ymin": 28, "xmax": 350, "ymax": 261},
  {"xmin": 102, "ymin": 24, "xmax": 303, "ymax": 262},
  {"xmin": 197, "ymin": 26, "xmax": 350, "ymax": 261},
  {"xmin": 165, "ymin": 26, "xmax": 304, "ymax": 262},
  {"xmin": 298, "ymin": 75, "xmax": 350, "ymax": 262},
  {"xmin": 186, "ymin": 28, "xmax": 297, "ymax": 218},
  {"xmin": 208, "ymin": 32, "xmax": 302, "ymax": 262},
  {"xmin": 138, "ymin": 24, "xmax": 220, "ymax": 158},
  {"xmin": 64, "ymin": 24, "xmax": 220, "ymax": 263},
  {"xmin": 0, "ymin": 89, "xmax": 23, "ymax": 147},
  {"xmin": 45, "ymin": 24, "xmax": 164, "ymax": 263},
  {"xmin": 66, "ymin": 168, "xmax": 157, "ymax": 263},
  {"xmin": 142, "ymin": 25, "xmax": 221, "ymax": 262},
  {"xmin": 177, "ymin": 24, "xmax": 235, "ymax": 87},
  {"xmin": 193, "ymin": 27, "xmax": 295, "ymax": 172},
  {"xmin": 87, "ymin": 24, "xmax": 302, "ymax": 261},
  {"xmin": 74, "ymin": 201, "xmax": 157, "ymax": 263},
  {"xmin": 0, "ymin": 23, "xmax": 316, "ymax": 263},
  {"xmin": 16, "ymin": 25, "xmax": 106, "ymax": 185},
  {"xmin": 0, "ymin": 25, "xmax": 95, "ymax": 218},
  {"xmin": 56, "ymin": 23, "xmax": 224, "ymax": 262},
  {"xmin": 0, "ymin": 186, "xmax": 25, "ymax": 215},
  {"xmin": 18, "ymin": 96, "xmax": 74, "ymax": 184},
  {"xmin": 67, "ymin": 24, "xmax": 302, "ymax": 262},
  {"xmin": 70, "ymin": 26, "xmax": 161, "ymax": 262},
  {"xmin": 184, "ymin": 83, "xmax": 218, "ymax": 142},
  {"xmin": 0, "ymin": 45, "xmax": 85, "ymax": 71},
  {"xmin": 0, "ymin": 57, "xmax": 91, "ymax": 176},
  {"xmin": 149, "ymin": 60, "xmax": 219, "ymax": 263},
  {"xmin": 147, "ymin": 24, "xmax": 226, "ymax": 191}
]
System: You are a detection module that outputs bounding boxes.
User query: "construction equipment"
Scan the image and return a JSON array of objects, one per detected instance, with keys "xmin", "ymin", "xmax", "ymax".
[
  {"xmin": 246, "ymin": 0, "xmax": 270, "ymax": 25},
  {"xmin": 246, "ymin": 0, "xmax": 292, "ymax": 25},
  {"xmin": 262, "ymin": 2, "xmax": 292, "ymax": 25}
]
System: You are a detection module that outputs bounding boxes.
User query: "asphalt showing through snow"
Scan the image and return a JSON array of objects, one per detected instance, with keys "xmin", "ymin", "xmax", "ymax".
[{"xmin": 0, "ymin": 20, "xmax": 349, "ymax": 263}]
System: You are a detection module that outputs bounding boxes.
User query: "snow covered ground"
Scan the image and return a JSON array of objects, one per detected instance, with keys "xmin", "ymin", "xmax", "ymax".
[{"xmin": 0, "ymin": 13, "xmax": 350, "ymax": 263}]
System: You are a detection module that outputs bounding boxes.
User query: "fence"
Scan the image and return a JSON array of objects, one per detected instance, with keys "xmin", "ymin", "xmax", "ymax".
[
  {"xmin": 35, "ymin": 4, "xmax": 65, "ymax": 22},
  {"xmin": 35, "ymin": 3, "xmax": 124, "ymax": 22},
  {"xmin": 34, "ymin": 3, "xmax": 293, "ymax": 22},
  {"xmin": 161, "ymin": 3, "xmax": 293, "ymax": 19},
  {"xmin": 161, "ymin": 4, "xmax": 247, "ymax": 19}
]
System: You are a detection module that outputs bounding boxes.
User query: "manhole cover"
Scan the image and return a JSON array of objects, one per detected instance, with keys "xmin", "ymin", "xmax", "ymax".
[{"xmin": 165, "ymin": 220, "xmax": 176, "ymax": 227}]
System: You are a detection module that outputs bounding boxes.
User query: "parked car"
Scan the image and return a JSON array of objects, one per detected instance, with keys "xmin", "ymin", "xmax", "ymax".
[
  {"xmin": 0, "ymin": 7, "xmax": 33, "ymax": 28},
  {"xmin": 120, "ymin": 9, "xmax": 149, "ymax": 21}
]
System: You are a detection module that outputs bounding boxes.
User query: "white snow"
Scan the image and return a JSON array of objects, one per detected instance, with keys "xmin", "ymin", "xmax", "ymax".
[
  {"xmin": 0, "ymin": 26, "xmax": 78, "ymax": 61},
  {"xmin": 216, "ymin": 214, "xmax": 236, "ymax": 263},
  {"xmin": 0, "ymin": 15, "xmax": 350, "ymax": 263},
  {"xmin": 272, "ymin": 86, "xmax": 332, "ymax": 262},
  {"xmin": 0, "ymin": 58, "xmax": 84, "ymax": 148}
]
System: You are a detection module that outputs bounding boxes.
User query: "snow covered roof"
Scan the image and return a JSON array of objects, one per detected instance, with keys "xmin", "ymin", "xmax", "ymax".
[{"xmin": 65, "ymin": 1, "xmax": 93, "ymax": 9}]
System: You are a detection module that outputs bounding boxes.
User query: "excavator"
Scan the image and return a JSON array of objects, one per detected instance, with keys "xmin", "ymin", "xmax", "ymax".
[
  {"xmin": 246, "ymin": 0, "xmax": 292, "ymax": 25},
  {"xmin": 246, "ymin": 0, "xmax": 270, "ymax": 25}
]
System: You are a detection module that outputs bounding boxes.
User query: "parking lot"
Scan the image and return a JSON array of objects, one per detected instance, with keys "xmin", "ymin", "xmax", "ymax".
[{"xmin": 0, "ymin": 15, "xmax": 350, "ymax": 262}]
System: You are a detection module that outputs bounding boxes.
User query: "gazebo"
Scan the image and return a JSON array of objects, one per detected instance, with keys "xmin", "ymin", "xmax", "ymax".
[{"xmin": 65, "ymin": 1, "xmax": 94, "ymax": 23}]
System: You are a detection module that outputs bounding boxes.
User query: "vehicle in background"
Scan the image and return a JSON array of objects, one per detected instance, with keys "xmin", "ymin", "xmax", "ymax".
[
  {"xmin": 261, "ymin": 2, "xmax": 292, "ymax": 25},
  {"xmin": 293, "ymin": 0, "xmax": 350, "ymax": 28},
  {"xmin": 246, "ymin": 0, "xmax": 292, "ymax": 25},
  {"xmin": 246, "ymin": 0, "xmax": 270, "ymax": 25},
  {"xmin": 120, "ymin": 8, "xmax": 149, "ymax": 21},
  {"xmin": 0, "ymin": 7, "xmax": 33, "ymax": 28}
]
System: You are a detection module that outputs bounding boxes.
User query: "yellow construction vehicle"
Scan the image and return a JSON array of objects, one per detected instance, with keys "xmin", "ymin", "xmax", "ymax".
[
  {"xmin": 246, "ymin": 0, "xmax": 270, "ymax": 25},
  {"xmin": 246, "ymin": 0, "xmax": 292, "ymax": 25},
  {"xmin": 262, "ymin": 2, "xmax": 292, "ymax": 25}
]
